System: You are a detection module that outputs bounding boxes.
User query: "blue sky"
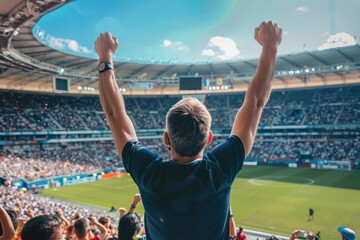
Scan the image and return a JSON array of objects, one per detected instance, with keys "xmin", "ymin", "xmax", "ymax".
[{"xmin": 34, "ymin": 0, "xmax": 359, "ymax": 64}]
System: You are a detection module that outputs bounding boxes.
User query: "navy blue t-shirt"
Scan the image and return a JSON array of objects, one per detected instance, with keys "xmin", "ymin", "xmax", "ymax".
[{"xmin": 122, "ymin": 135, "xmax": 245, "ymax": 240}]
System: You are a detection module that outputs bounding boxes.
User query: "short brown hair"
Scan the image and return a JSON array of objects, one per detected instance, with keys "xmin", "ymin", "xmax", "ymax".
[
  {"xmin": 74, "ymin": 218, "xmax": 89, "ymax": 238},
  {"xmin": 166, "ymin": 97, "xmax": 211, "ymax": 157}
]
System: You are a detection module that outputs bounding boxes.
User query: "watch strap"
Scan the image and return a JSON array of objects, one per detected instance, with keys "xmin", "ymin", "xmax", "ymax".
[{"xmin": 98, "ymin": 62, "xmax": 113, "ymax": 73}]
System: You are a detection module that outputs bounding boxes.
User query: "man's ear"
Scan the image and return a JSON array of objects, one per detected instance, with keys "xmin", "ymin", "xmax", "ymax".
[
  {"xmin": 206, "ymin": 130, "xmax": 213, "ymax": 145},
  {"xmin": 163, "ymin": 131, "xmax": 170, "ymax": 146}
]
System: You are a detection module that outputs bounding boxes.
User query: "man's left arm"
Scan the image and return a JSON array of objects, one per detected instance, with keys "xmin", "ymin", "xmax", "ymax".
[
  {"xmin": 95, "ymin": 32, "xmax": 137, "ymax": 157},
  {"xmin": 90, "ymin": 217, "xmax": 107, "ymax": 240}
]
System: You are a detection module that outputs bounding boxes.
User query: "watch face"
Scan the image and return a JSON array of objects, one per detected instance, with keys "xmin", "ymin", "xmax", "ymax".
[{"xmin": 98, "ymin": 63, "xmax": 105, "ymax": 71}]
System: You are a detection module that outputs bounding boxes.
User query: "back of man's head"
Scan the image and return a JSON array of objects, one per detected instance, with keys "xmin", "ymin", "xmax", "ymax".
[
  {"xmin": 118, "ymin": 213, "xmax": 141, "ymax": 240},
  {"xmin": 98, "ymin": 216, "xmax": 110, "ymax": 227},
  {"xmin": 166, "ymin": 97, "xmax": 211, "ymax": 157},
  {"xmin": 74, "ymin": 218, "xmax": 90, "ymax": 238},
  {"xmin": 21, "ymin": 215, "xmax": 62, "ymax": 240},
  {"xmin": 0, "ymin": 208, "xmax": 18, "ymax": 236}
]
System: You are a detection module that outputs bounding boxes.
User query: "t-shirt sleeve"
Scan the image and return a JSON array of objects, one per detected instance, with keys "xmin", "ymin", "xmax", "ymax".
[
  {"xmin": 207, "ymin": 135, "xmax": 245, "ymax": 184},
  {"xmin": 122, "ymin": 140, "xmax": 162, "ymax": 185}
]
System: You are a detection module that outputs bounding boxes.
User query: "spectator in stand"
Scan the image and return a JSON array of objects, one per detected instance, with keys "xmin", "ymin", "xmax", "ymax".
[
  {"xmin": 21, "ymin": 215, "xmax": 63, "ymax": 240},
  {"xmin": 0, "ymin": 206, "xmax": 16, "ymax": 240},
  {"xmin": 338, "ymin": 226, "xmax": 356, "ymax": 240},
  {"xmin": 236, "ymin": 227, "xmax": 248, "ymax": 240},
  {"xmin": 118, "ymin": 194, "xmax": 145, "ymax": 240},
  {"xmin": 118, "ymin": 213, "xmax": 142, "ymax": 240},
  {"xmin": 96, "ymin": 21, "xmax": 282, "ymax": 239},
  {"xmin": 229, "ymin": 207, "xmax": 237, "ymax": 240},
  {"xmin": 290, "ymin": 230, "xmax": 320, "ymax": 240},
  {"xmin": 74, "ymin": 217, "xmax": 107, "ymax": 240}
]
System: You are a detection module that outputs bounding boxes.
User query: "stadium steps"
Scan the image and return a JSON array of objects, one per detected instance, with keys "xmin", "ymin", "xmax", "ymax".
[
  {"xmin": 134, "ymin": 99, "xmax": 142, "ymax": 111},
  {"xmin": 149, "ymin": 112, "xmax": 160, "ymax": 128},
  {"xmin": 16, "ymin": 111, "xmax": 32, "ymax": 129},
  {"xmin": 300, "ymin": 112, "xmax": 308, "ymax": 125},
  {"xmin": 334, "ymin": 103, "xmax": 345, "ymax": 125},
  {"xmin": 33, "ymin": 101, "xmax": 64, "ymax": 129},
  {"xmin": 94, "ymin": 111, "xmax": 107, "ymax": 126},
  {"xmin": 157, "ymin": 98, "xmax": 165, "ymax": 111}
]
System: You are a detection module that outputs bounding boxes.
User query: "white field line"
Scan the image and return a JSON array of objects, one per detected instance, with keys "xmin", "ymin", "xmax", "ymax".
[{"xmin": 248, "ymin": 176, "xmax": 315, "ymax": 186}]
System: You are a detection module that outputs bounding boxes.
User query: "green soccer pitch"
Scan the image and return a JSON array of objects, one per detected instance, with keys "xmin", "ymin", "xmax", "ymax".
[{"xmin": 42, "ymin": 166, "xmax": 360, "ymax": 239}]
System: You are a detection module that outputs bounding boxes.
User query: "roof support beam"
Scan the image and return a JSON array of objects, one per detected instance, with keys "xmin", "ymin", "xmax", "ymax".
[
  {"xmin": 335, "ymin": 49, "xmax": 354, "ymax": 62},
  {"xmin": 208, "ymin": 63, "xmax": 214, "ymax": 75},
  {"xmin": 27, "ymin": 50, "xmax": 56, "ymax": 57},
  {"xmin": 21, "ymin": 75, "xmax": 50, "ymax": 87},
  {"xmin": 279, "ymin": 56, "xmax": 303, "ymax": 68},
  {"xmin": 306, "ymin": 52, "xmax": 329, "ymax": 65},
  {"xmin": 226, "ymin": 63, "xmax": 240, "ymax": 74},
  {"xmin": 153, "ymin": 65, "xmax": 174, "ymax": 80},
  {"xmin": 243, "ymin": 60, "xmax": 257, "ymax": 69},
  {"xmin": 186, "ymin": 64, "xmax": 193, "ymax": 75},
  {"xmin": 65, "ymin": 59, "xmax": 96, "ymax": 68},
  {"xmin": 124, "ymin": 64, "xmax": 153, "ymax": 79}
]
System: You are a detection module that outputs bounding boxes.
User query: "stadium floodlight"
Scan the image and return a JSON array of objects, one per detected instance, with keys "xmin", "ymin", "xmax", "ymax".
[
  {"xmin": 289, "ymin": 70, "xmax": 295, "ymax": 75},
  {"xmin": 336, "ymin": 65, "xmax": 343, "ymax": 70},
  {"xmin": 77, "ymin": 86, "xmax": 82, "ymax": 90},
  {"xmin": 305, "ymin": 69, "xmax": 310, "ymax": 73}
]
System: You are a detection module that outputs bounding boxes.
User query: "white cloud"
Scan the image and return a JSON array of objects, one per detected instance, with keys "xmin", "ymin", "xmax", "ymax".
[
  {"xmin": 79, "ymin": 46, "xmax": 91, "ymax": 54},
  {"xmin": 321, "ymin": 32, "xmax": 330, "ymax": 37},
  {"xmin": 202, "ymin": 36, "xmax": 240, "ymax": 60},
  {"xmin": 44, "ymin": 34, "xmax": 92, "ymax": 54},
  {"xmin": 202, "ymin": 49, "xmax": 215, "ymax": 57},
  {"xmin": 162, "ymin": 39, "xmax": 189, "ymax": 51},
  {"xmin": 318, "ymin": 32, "xmax": 357, "ymax": 50},
  {"xmin": 163, "ymin": 40, "xmax": 171, "ymax": 47},
  {"xmin": 48, "ymin": 37, "xmax": 65, "ymax": 49},
  {"xmin": 296, "ymin": 6, "xmax": 308, "ymax": 12},
  {"xmin": 67, "ymin": 40, "xmax": 79, "ymax": 52}
]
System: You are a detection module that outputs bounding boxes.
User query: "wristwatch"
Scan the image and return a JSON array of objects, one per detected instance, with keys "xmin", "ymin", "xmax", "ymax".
[{"xmin": 97, "ymin": 62, "xmax": 113, "ymax": 73}]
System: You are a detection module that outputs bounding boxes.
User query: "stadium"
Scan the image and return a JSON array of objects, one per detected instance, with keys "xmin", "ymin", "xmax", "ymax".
[{"xmin": 0, "ymin": 0, "xmax": 359, "ymax": 239}]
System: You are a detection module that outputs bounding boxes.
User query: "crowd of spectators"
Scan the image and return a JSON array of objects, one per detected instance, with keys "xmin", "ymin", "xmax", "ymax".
[
  {"xmin": 247, "ymin": 139, "xmax": 359, "ymax": 161},
  {"xmin": 0, "ymin": 142, "xmax": 121, "ymax": 182},
  {"xmin": 138, "ymin": 137, "xmax": 360, "ymax": 163},
  {"xmin": 0, "ymin": 85, "xmax": 358, "ymax": 131},
  {"xmin": 1, "ymin": 135, "xmax": 357, "ymax": 184},
  {"xmin": 0, "ymin": 85, "xmax": 358, "ymax": 184},
  {"xmin": 0, "ymin": 187, "xmax": 146, "ymax": 240}
]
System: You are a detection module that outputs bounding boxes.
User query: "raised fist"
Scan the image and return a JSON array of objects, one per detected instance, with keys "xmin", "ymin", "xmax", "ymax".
[
  {"xmin": 254, "ymin": 21, "xmax": 282, "ymax": 49},
  {"xmin": 95, "ymin": 32, "xmax": 119, "ymax": 61}
]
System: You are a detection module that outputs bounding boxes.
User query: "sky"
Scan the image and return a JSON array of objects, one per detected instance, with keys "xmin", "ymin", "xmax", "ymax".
[{"xmin": 33, "ymin": 0, "xmax": 360, "ymax": 64}]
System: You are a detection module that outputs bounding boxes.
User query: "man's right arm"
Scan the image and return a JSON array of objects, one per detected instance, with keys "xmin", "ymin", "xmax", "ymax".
[
  {"xmin": 231, "ymin": 21, "xmax": 282, "ymax": 157},
  {"xmin": 95, "ymin": 33, "xmax": 137, "ymax": 157},
  {"xmin": 0, "ymin": 206, "xmax": 15, "ymax": 240}
]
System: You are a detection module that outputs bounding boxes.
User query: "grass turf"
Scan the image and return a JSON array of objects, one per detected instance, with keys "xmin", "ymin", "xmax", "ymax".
[{"xmin": 42, "ymin": 166, "xmax": 360, "ymax": 239}]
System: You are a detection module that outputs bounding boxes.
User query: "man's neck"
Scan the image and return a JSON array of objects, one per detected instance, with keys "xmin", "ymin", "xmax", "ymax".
[{"xmin": 171, "ymin": 151, "xmax": 203, "ymax": 163}]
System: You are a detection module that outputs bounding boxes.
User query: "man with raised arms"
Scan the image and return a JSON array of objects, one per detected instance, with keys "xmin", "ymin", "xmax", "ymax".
[{"xmin": 95, "ymin": 21, "xmax": 282, "ymax": 240}]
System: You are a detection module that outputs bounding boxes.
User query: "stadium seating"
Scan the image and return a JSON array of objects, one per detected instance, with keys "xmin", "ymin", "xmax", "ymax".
[
  {"xmin": 0, "ymin": 85, "xmax": 359, "ymax": 182},
  {"xmin": 0, "ymin": 85, "xmax": 358, "ymax": 131}
]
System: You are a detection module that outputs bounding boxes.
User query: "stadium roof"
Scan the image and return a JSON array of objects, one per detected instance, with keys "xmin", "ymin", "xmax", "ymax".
[{"xmin": 0, "ymin": 0, "xmax": 360, "ymax": 94}]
